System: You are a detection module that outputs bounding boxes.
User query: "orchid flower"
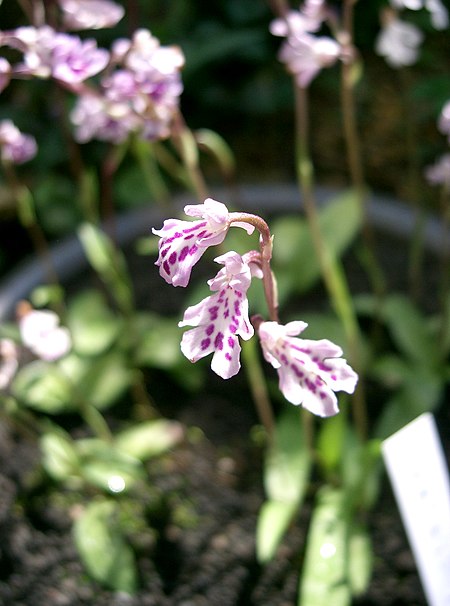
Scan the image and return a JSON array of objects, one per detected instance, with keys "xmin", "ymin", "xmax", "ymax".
[
  {"xmin": 152, "ymin": 198, "xmax": 255, "ymax": 287},
  {"xmin": 375, "ymin": 16, "xmax": 423, "ymax": 68},
  {"xmin": 19, "ymin": 306, "xmax": 71, "ymax": 362},
  {"xmin": 258, "ymin": 320, "xmax": 358, "ymax": 417},
  {"xmin": 58, "ymin": 0, "xmax": 125, "ymax": 31},
  {"xmin": 1, "ymin": 26, "xmax": 109, "ymax": 83},
  {"xmin": 0, "ymin": 120, "xmax": 37, "ymax": 164},
  {"xmin": 270, "ymin": 2, "xmax": 340, "ymax": 88},
  {"xmin": 178, "ymin": 251, "xmax": 261, "ymax": 379},
  {"xmin": 425, "ymin": 153, "xmax": 450, "ymax": 187}
]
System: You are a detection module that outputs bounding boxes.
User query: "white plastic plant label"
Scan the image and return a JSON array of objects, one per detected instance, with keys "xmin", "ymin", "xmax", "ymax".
[{"xmin": 382, "ymin": 413, "xmax": 450, "ymax": 606}]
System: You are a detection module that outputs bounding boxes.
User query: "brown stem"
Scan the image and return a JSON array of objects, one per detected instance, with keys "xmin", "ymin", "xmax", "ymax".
[{"xmin": 228, "ymin": 212, "xmax": 278, "ymax": 322}]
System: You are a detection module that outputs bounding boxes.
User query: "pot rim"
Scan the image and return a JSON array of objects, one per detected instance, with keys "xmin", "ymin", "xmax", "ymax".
[{"xmin": 0, "ymin": 184, "xmax": 446, "ymax": 321}]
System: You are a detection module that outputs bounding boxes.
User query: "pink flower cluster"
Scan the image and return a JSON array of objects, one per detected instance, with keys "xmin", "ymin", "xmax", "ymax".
[
  {"xmin": 70, "ymin": 29, "xmax": 184, "ymax": 143},
  {"xmin": 0, "ymin": 25, "xmax": 109, "ymax": 83},
  {"xmin": 153, "ymin": 199, "xmax": 358, "ymax": 417},
  {"xmin": 270, "ymin": 0, "xmax": 342, "ymax": 88},
  {"xmin": 0, "ymin": 1, "xmax": 184, "ymax": 145}
]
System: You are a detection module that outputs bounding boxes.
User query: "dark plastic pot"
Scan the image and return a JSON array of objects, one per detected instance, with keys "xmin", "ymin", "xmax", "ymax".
[{"xmin": 0, "ymin": 184, "xmax": 446, "ymax": 321}]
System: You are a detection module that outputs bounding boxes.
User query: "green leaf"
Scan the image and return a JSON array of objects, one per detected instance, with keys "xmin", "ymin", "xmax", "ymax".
[
  {"xmin": 299, "ymin": 486, "xmax": 351, "ymax": 606},
  {"xmin": 256, "ymin": 500, "xmax": 298, "ymax": 563},
  {"xmin": 12, "ymin": 361, "xmax": 74, "ymax": 413},
  {"xmin": 381, "ymin": 295, "xmax": 438, "ymax": 365},
  {"xmin": 133, "ymin": 312, "xmax": 182, "ymax": 369},
  {"xmin": 80, "ymin": 352, "xmax": 132, "ymax": 410},
  {"xmin": 340, "ymin": 432, "xmax": 382, "ymax": 511},
  {"xmin": 348, "ymin": 524, "xmax": 373, "ymax": 597},
  {"xmin": 78, "ymin": 223, "xmax": 133, "ymax": 314},
  {"xmin": 195, "ymin": 128, "xmax": 236, "ymax": 178},
  {"xmin": 73, "ymin": 500, "xmax": 138, "ymax": 593},
  {"xmin": 375, "ymin": 369, "xmax": 443, "ymax": 439},
  {"xmin": 317, "ymin": 412, "xmax": 347, "ymax": 476},
  {"xmin": 264, "ymin": 407, "xmax": 312, "ymax": 503},
  {"xmin": 319, "ymin": 190, "xmax": 362, "ymax": 258},
  {"xmin": 76, "ymin": 439, "xmax": 144, "ymax": 493},
  {"xmin": 115, "ymin": 419, "xmax": 184, "ymax": 461},
  {"xmin": 273, "ymin": 189, "xmax": 362, "ymax": 301},
  {"xmin": 370, "ymin": 354, "xmax": 410, "ymax": 388},
  {"xmin": 40, "ymin": 429, "xmax": 80, "ymax": 481},
  {"xmin": 67, "ymin": 290, "xmax": 122, "ymax": 356}
]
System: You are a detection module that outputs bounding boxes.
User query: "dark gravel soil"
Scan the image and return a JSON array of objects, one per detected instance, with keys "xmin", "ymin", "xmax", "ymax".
[{"xmin": 0, "ymin": 383, "xmax": 442, "ymax": 606}]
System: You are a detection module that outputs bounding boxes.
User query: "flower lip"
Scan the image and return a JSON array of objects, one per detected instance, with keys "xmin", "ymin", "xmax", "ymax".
[
  {"xmin": 152, "ymin": 198, "xmax": 256, "ymax": 287},
  {"xmin": 258, "ymin": 320, "xmax": 358, "ymax": 417},
  {"xmin": 178, "ymin": 251, "xmax": 258, "ymax": 379}
]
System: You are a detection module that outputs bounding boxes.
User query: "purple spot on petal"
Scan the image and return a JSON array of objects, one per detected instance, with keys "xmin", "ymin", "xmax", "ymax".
[
  {"xmin": 183, "ymin": 222, "xmax": 206, "ymax": 234},
  {"xmin": 163, "ymin": 260, "xmax": 171, "ymax": 275},
  {"xmin": 169, "ymin": 252, "xmax": 177, "ymax": 265},
  {"xmin": 291, "ymin": 364, "xmax": 304, "ymax": 378},
  {"xmin": 330, "ymin": 374, "xmax": 337, "ymax": 381},
  {"xmin": 229, "ymin": 324, "xmax": 237, "ymax": 334},
  {"xmin": 206, "ymin": 324, "xmax": 215, "ymax": 336},
  {"xmin": 228, "ymin": 336, "xmax": 235, "ymax": 348},
  {"xmin": 179, "ymin": 246, "xmax": 189, "ymax": 261},
  {"xmin": 280, "ymin": 354, "xmax": 289, "ymax": 365},
  {"xmin": 305, "ymin": 377, "xmax": 316, "ymax": 393},
  {"xmin": 201, "ymin": 338, "xmax": 211, "ymax": 350},
  {"xmin": 160, "ymin": 246, "xmax": 170, "ymax": 258},
  {"xmin": 189, "ymin": 244, "xmax": 198, "ymax": 256},
  {"xmin": 215, "ymin": 332, "xmax": 224, "ymax": 350},
  {"xmin": 225, "ymin": 352, "xmax": 232, "ymax": 361},
  {"xmin": 209, "ymin": 306, "xmax": 219, "ymax": 320},
  {"xmin": 320, "ymin": 392, "xmax": 327, "ymax": 400}
]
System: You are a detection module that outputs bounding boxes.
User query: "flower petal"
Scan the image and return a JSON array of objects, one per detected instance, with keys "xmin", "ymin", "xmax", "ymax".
[{"xmin": 258, "ymin": 320, "xmax": 358, "ymax": 417}]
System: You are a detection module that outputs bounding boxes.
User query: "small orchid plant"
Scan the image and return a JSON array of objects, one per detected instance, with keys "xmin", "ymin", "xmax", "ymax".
[
  {"xmin": 0, "ymin": 0, "xmax": 449, "ymax": 602},
  {"xmin": 153, "ymin": 197, "xmax": 358, "ymax": 417}
]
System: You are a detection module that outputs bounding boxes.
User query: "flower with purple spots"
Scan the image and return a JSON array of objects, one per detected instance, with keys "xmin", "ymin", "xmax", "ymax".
[
  {"xmin": 152, "ymin": 198, "xmax": 255, "ymax": 287},
  {"xmin": 178, "ymin": 251, "xmax": 258, "ymax": 379},
  {"xmin": 257, "ymin": 320, "xmax": 358, "ymax": 417}
]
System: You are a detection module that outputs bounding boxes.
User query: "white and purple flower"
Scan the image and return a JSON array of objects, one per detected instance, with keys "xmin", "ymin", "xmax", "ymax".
[
  {"xmin": 0, "ymin": 120, "xmax": 37, "ymax": 164},
  {"xmin": 58, "ymin": 0, "xmax": 125, "ymax": 31},
  {"xmin": 179, "ymin": 251, "xmax": 260, "ymax": 379},
  {"xmin": 152, "ymin": 198, "xmax": 255, "ymax": 287},
  {"xmin": 70, "ymin": 29, "xmax": 184, "ymax": 143},
  {"xmin": 375, "ymin": 16, "xmax": 423, "ymax": 68},
  {"xmin": 258, "ymin": 320, "xmax": 358, "ymax": 417},
  {"xmin": 19, "ymin": 307, "xmax": 71, "ymax": 362},
  {"xmin": 1, "ymin": 26, "xmax": 109, "ymax": 83}
]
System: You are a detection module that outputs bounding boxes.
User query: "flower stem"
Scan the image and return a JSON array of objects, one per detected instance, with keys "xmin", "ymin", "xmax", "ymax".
[
  {"xmin": 229, "ymin": 212, "xmax": 279, "ymax": 322},
  {"xmin": 241, "ymin": 337, "xmax": 275, "ymax": 442},
  {"xmin": 339, "ymin": 0, "xmax": 386, "ymax": 301},
  {"xmin": 294, "ymin": 84, "xmax": 368, "ymax": 441}
]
